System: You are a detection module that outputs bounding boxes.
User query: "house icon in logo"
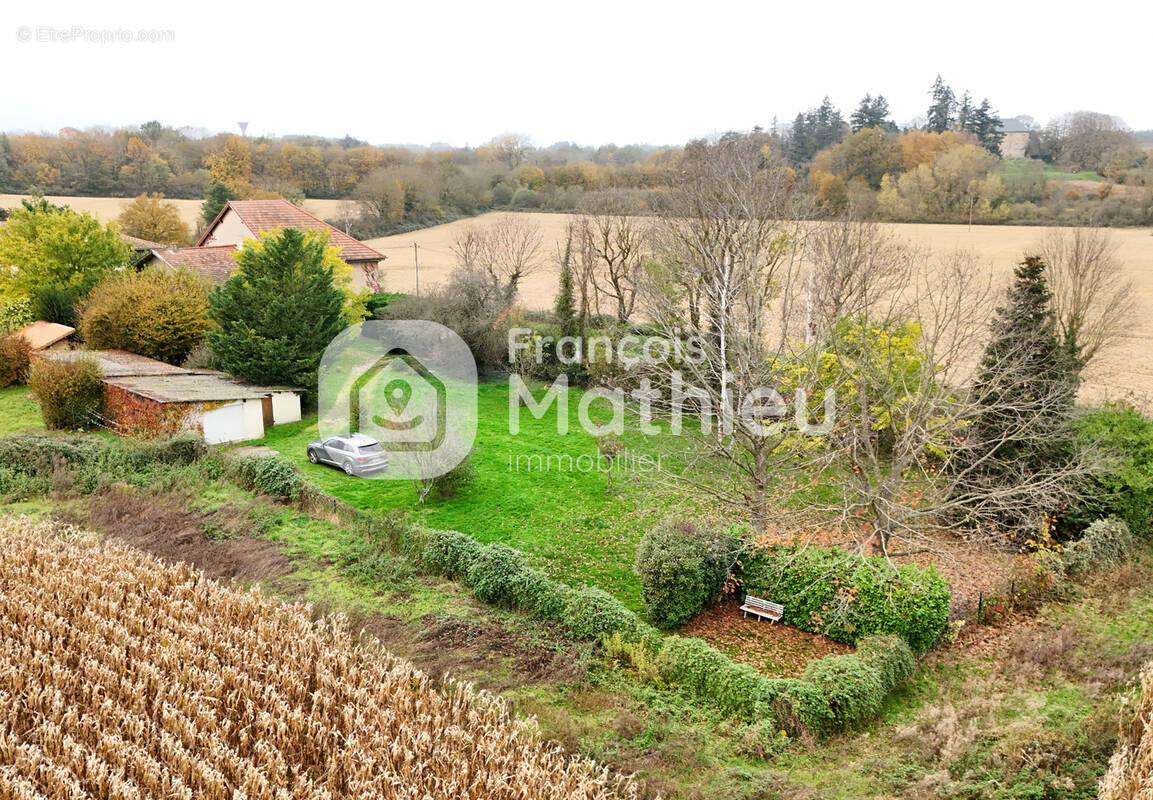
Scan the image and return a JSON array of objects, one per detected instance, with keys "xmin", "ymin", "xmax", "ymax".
[
  {"xmin": 348, "ymin": 349, "xmax": 447, "ymax": 452},
  {"xmin": 319, "ymin": 319, "xmax": 478, "ymax": 481}
]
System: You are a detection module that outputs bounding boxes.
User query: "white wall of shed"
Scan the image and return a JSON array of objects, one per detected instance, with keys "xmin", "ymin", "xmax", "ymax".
[
  {"xmin": 270, "ymin": 392, "xmax": 301, "ymax": 425},
  {"xmin": 201, "ymin": 400, "xmax": 265, "ymax": 444}
]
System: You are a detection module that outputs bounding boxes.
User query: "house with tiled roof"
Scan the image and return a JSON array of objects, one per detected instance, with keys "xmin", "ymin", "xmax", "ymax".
[
  {"xmin": 121, "ymin": 233, "xmax": 169, "ymax": 267},
  {"xmin": 140, "ymin": 244, "xmax": 240, "ymax": 285},
  {"xmin": 195, "ymin": 199, "xmax": 385, "ymax": 290}
]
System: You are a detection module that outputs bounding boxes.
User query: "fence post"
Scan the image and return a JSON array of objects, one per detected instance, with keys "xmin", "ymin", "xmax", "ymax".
[{"xmin": 977, "ymin": 591, "xmax": 984, "ymax": 624}]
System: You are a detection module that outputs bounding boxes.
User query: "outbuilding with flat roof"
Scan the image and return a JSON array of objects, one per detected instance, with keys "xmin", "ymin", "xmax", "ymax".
[{"xmin": 35, "ymin": 349, "xmax": 300, "ymax": 444}]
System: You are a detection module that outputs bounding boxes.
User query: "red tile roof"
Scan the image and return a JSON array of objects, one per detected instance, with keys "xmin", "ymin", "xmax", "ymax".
[
  {"xmin": 152, "ymin": 245, "xmax": 239, "ymax": 284},
  {"xmin": 197, "ymin": 199, "xmax": 385, "ymax": 263}
]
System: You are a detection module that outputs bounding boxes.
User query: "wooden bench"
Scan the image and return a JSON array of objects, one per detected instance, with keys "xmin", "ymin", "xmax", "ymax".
[{"xmin": 740, "ymin": 594, "xmax": 784, "ymax": 622}]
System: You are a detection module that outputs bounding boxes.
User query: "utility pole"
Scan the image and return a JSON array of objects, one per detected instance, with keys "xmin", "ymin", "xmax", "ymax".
[{"xmin": 413, "ymin": 242, "xmax": 420, "ymax": 296}]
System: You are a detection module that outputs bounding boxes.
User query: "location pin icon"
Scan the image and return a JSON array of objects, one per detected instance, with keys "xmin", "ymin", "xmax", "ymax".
[{"xmin": 384, "ymin": 379, "xmax": 412, "ymax": 417}]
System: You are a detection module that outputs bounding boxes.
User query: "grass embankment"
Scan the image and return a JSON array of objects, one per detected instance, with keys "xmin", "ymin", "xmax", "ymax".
[{"xmin": 1, "ymin": 429, "xmax": 1148, "ymax": 798}]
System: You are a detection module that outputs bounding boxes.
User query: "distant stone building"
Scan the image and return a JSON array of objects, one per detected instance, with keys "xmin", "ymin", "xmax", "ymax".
[{"xmin": 997, "ymin": 118, "xmax": 1032, "ymax": 159}]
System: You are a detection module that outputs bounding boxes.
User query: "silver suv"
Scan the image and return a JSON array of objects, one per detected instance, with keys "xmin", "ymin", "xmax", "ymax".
[{"xmin": 306, "ymin": 433, "xmax": 389, "ymax": 476}]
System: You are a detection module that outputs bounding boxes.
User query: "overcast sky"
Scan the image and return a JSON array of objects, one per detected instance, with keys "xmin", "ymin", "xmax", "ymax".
[{"xmin": 3, "ymin": 0, "xmax": 1149, "ymax": 148}]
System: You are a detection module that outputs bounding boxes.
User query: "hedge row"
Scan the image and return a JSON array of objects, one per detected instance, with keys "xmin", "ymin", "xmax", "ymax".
[
  {"xmin": 656, "ymin": 632, "xmax": 914, "ymax": 735},
  {"xmin": 405, "ymin": 532, "xmax": 654, "ymax": 644},
  {"xmin": 1062, "ymin": 405, "xmax": 1153, "ymax": 537},
  {"xmin": 401, "ymin": 527, "xmax": 918, "ymax": 737},
  {"xmin": 742, "ymin": 546, "xmax": 951, "ymax": 654},
  {"xmin": 230, "ymin": 454, "xmax": 309, "ymax": 500}
]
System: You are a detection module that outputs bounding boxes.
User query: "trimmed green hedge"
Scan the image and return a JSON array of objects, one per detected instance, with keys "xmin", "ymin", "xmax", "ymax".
[
  {"xmin": 633, "ymin": 522, "xmax": 736, "ymax": 629},
  {"xmin": 414, "ymin": 529, "xmax": 483, "ymax": 580},
  {"xmin": 802, "ymin": 654, "xmax": 883, "ymax": 729},
  {"xmin": 411, "ymin": 533, "xmax": 653, "ymax": 644},
  {"xmin": 653, "ymin": 632, "xmax": 914, "ymax": 736},
  {"xmin": 564, "ymin": 585, "xmax": 650, "ymax": 642},
  {"xmin": 399, "ymin": 524, "xmax": 923, "ymax": 737},
  {"xmin": 742, "ymin": 546, "xmax": 951, "ymax": 654},
  {"xmin": 855, "ymin": 634, "xmax": 916, "ymax": 689},
  {"xmin": 1062, "ymin": 405, "xmax": 1153, "ymax": 537}
]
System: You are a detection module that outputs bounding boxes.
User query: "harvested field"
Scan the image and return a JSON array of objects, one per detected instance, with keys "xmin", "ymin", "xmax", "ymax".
[
  {"xmin": 371, "ymin": 212, "xmax": 1153, "ymax": 407},
  {"xmin": 0, "ymin": 516, "xmax": 638, "ymax": 800}
]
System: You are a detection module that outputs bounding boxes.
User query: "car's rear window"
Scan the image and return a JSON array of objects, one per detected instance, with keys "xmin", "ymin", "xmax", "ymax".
[{"xmin": 358, "ymin": 444, "xmax": 384, "ymax": 453}]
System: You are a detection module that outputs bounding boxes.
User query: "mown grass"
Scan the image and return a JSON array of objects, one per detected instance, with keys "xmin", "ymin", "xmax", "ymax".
[
  {"xmin": 257, "ymin": 379, "xmax": 710, "ymax": 610},
  {"xmin": 0, "ymin": 385, "xmax": 42, "ymax": 435},
  {"xmin": 997, "ymin": 159, "xmax": 1105, "ymax": 183}
]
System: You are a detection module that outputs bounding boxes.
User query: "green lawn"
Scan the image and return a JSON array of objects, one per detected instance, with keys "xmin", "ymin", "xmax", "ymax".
[
  {"xmin": 997, "ymin": 159, "xmax": 1105, "ymax": 183},
  {"xmin": 257, "ymin": 379, "xmax": 707, "ymax": 610},
  {"xmin": 0, "ymin": 386, "xmax": 43, "ymax": 435}
]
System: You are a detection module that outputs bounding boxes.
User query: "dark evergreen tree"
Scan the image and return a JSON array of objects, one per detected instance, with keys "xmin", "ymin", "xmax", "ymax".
[
  {"xmin": 956, "ymin": 91, "xmax": 974, "ymax": 133},
  {"xmin": 788, "ymin": 112, "xmax": 814, "ymax": 165},
  {"xmin": 926, "ymin": 75, "xmax": 955, "ymax": 133},
  {"xmin": 207, "ymin": 227, "xmax": 345, "ymax": 394},
  {"xmin": 850, "ymin": 94, "xmax": 893, "ymax": 131},
  {"xmin": 811, "ymin": 96, "xmax": 847, "ymax": 152},
  {"xmin": 554, "ymin": 238, "xmax": 578, "ymax": 339},
  {"xmin": 788, "ymin": 98, "xmax": 846, "ymax": 164},
  {"xmin": 0, "ymin": 134, "xmax": 14, "ymax": 192},
  {"xmin": 971, "ymin": 99, "xmax": 1006, "ymax": 156},
  {"xmin": 201, "ymin": 182, "xmax": 237, "ymax": 226},
  {"xmin": 966, "ymin": 256, "xmax": 1081, "ymax": 504}
]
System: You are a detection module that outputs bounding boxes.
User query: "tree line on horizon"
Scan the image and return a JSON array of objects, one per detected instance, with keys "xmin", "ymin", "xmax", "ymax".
[{"xmin": 1, "ymin": 76, "xmax": 1150, "ymax": 232}]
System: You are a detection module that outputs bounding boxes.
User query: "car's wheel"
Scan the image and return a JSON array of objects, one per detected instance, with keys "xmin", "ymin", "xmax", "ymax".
[
  {"xmin": 342, "ymin": 460, "xmax": 355, "ymax": 475},
  {"xmin": 307, "ymin": 449, "xmax": 319, "ymax": 464}
]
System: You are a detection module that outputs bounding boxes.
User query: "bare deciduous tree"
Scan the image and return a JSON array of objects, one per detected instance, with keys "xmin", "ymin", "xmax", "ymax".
[
  {"xmin": 1037, "ymin": 227, "xmax": 1135, "ymax": 367},
  {"xmin": 451, "ymin": 215, "xmax": 544, "ymax": 301},
  {"xmin": 803, "ymin": 215, "xmax": 919, "ymax": 341},
  {"xmin": 639, "ymin": 171, "xmax": 1102, "ymax": 555},
  {"xmin": 578, "ymin": 195, "xmax": 650, "ymax": 323},
  {"xmin": 783, "ymin": 247, "xmax": 1100, "ymax": 556},
  {"xmin": 639, "ymin": 133, "xmax": 812, "ymax": 529}
]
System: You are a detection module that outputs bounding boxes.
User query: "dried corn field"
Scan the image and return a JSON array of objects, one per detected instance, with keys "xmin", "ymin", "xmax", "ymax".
[
  {"xmin": 1100, "ymin": 661, "xmax": 1153, "ymax": 800},
  {"xmin": 0, "ymin": 517, "xmax": 639, "ymax": 800}
]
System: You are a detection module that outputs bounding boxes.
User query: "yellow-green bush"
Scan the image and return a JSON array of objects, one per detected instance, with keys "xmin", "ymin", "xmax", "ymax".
[
  {"xmin": 0, "ymin": 333, "xmax": 32, "ymax": 386},
  {"xmin": 28, "ymin": 355, "xmax": 104, "ymax": 430},
  {"xmin": 79, "ymin": 267, "xmax": 212, "ymax": 365}
]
